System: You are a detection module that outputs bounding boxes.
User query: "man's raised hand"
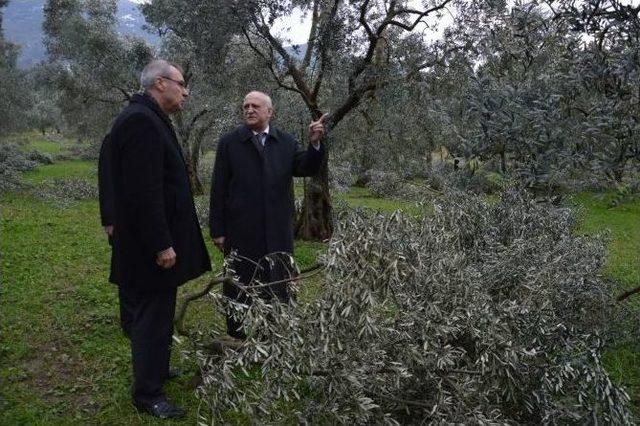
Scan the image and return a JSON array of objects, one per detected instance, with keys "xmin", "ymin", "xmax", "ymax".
[{"xmin": 309, "ymin": 113, "xmax": 329, "ymax": 146}]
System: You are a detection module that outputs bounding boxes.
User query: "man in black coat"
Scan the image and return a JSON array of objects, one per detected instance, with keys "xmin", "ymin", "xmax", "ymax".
[
  {"xmin": 209, "ymin": 91, "xmax": 326, "ymax": 339},
  {"xmin": 109, "ymin": 60, "xmax": 211, "ymax": 419}
]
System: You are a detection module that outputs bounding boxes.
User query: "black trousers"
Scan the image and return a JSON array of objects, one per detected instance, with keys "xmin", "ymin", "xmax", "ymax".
[
  {"xmin": 120, "ymin": 284, "xmax": 177, "ymax": 404},
  {"xmin": 224, "ymin": 257, "xmax": 291, "ymax": 339}
]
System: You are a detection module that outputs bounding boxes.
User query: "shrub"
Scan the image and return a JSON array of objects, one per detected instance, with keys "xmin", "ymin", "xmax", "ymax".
[
  {"xmin": 0, "ymin": 168, "xmax": 23, "ymax": 194},
  {"xmin": 419, "ymin": 162, "xmax": 508, "ymax": 195},
  {"xmin": 67, "ymin": 139, "xmax": 100, "ymax": 161},
  {"xmin": 366, "ymin": 170, "xmax": 405, "ymax": 197},
  {"xmin": 192, "ymin": 190, "xmax": 635, "ymax": 424},
  {"xmin": 33, "ymin": 179, "xmax": 97, "ymax": 205},
  {"xmin": 0, "ymin": 143, "xmax": 37, "ymax": 172},
  {"xmin": 0, "ymin": 143, "xmax": 37, "ymax": 194},
  {"xmin": 27, "ymin": 150, "xmax": 54, "ymax": 165},
  {"xmin": 330, "ymin": 163, "xmax": 356, "ymax": 192}
]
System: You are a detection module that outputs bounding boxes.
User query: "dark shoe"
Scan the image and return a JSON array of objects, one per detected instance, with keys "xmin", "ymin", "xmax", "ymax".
[{"xmin": 134, "ymin": 399, "xmax": 185, "ymax": 419}]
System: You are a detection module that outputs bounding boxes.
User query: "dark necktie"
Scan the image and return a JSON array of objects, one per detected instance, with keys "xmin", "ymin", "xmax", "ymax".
[{"xmin": 252, "ymin": 132, "xmax": 267, "ymax": 156}]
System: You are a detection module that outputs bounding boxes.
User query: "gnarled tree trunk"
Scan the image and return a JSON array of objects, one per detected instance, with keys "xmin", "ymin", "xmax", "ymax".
[
  {"xmin": 185, "ymin": 149, "xmax": 204, "ymax": 195},
  {"xmin": 296, "ymin": 151, "xmax": 333, "ymax": 241}
]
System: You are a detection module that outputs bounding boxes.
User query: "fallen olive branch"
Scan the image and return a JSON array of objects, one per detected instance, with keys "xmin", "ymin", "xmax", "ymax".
[
  {"xmin": 174, "ymin": 263, "xmax": 326, "ymax": 338},
  {"xmin": 617, "ymin": 285, "xmax": 640, "ymax": 302}
]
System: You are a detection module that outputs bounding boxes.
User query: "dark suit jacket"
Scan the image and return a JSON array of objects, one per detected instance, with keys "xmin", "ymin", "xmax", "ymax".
[
  {"xmin": 109, "ymin": 93, "xmax": 211, "ymax": 289},
  {"xmin": 209, "ymin": 124, "xmax": 322, "ymax": 282}
]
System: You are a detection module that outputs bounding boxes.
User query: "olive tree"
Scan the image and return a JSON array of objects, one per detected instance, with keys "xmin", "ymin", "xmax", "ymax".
[
  {"xmin": 140, "ymin": 0, "xmax": 458, "ymax": 239},
  {"xmin": 140, "ymin": 1, "xmax": 281, "ymax": 194},
  {"xmin": 427, "ymin": 0, "xmax": 640, "ymax": 190},
  {"xmin": 549, "ymin": 0, "xmax": 640, "ymax": 183},
  {"xmin": 43, "ymin": 0, "xmax": 152, "ymax": 144}
]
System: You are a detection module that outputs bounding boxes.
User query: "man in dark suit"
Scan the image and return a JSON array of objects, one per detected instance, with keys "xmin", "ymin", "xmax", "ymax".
[
  {"xmin": 209, "ymin": 91, "xmax": 326, "ymax": 339},
  {"xmin": 109, "ymin": 59, "xmax": 211, "ymax": 419}
]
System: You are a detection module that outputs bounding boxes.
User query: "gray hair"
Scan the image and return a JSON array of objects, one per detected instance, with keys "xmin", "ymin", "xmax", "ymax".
[{"xmin": 140, "ymin": 59, "xmax": 177, "ymax": 89}]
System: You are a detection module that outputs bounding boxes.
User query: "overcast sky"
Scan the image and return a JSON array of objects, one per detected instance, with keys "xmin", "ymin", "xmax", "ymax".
[
  {"xmin": 131, "ymin": 0, "xmax": 640, "ymax": 46},
  {"xmin": 272, "ymin": 2, "xmax": 455, "ymax": 45},
  {"xmin": 127, "ymin": 0, "xmax": 453, "ymax": 45}
]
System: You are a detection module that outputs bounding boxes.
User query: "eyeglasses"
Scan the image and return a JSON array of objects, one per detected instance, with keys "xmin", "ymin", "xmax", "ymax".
[{"xmin": 160, "ymin": 75, "xmax": 187, "ymax": 88}]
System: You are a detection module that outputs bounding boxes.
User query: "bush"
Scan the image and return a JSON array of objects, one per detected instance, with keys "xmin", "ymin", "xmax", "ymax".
[
  {"xmin": 420, "ymin": 162, "xmax": 508, "ymax": 195},
  {"xmin": 0, "ymin": 143, "xmax": 37, "ymax": 194},
  {"xmin": 364, "ymin": 163, "xmax": 509, "ymax": 201},
  {"xmin": 192, "ymin": 190, "xmax": 635, "ymax": 424},
  {"xmin": 27, "ymin": 150, "xmax": 54, "ymax": 165},
  {"xmin": 33, "ymin": 179, "xmax": 98, "ymax": 205},
  {"xmin": 0, "ymin": 168, "xmax": 24, "ymax": 194},
  {"xmin": 0, "ymin": 143, "xmax": 37, "ymax": 172},
  {"xmin": 330, "ymin": 163, "xmax": 356, "ymax": 192},
  {"xmin": 67, "ymin": 139, "xmax": 100, "ymax": 161},
  {"xmin": 366, "ymin": 170, "xmax": 405, "ymax": 197}
]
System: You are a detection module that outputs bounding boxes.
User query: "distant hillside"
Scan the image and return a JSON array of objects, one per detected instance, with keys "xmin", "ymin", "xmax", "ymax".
[
  {"xmin": 3, "ymin": 0, "xmax": 158, "ymax": 69},
  {"xmin": 3, "ymin": 0, "xmax": 306, "ymax": 69}
]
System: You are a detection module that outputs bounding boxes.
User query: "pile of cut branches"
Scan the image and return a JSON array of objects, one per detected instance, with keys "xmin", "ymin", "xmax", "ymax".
[{"xmin": 188, "ymin": 190, "xmax": 636, "ymax": 424}]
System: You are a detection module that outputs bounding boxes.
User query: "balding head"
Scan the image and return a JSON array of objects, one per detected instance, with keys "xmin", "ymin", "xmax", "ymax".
[
  {"xmin": 244, "ymin": 91, "xmax": 273, "ymax": 108},
  {"xmin": 243, "ymin": 91, "xmax": 274, "ymax": 131}
]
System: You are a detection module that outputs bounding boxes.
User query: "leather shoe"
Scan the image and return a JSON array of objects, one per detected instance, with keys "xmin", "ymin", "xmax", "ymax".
[{"xmin": 134, "ymin": 399, "xmax": 185, "ymax": 419}]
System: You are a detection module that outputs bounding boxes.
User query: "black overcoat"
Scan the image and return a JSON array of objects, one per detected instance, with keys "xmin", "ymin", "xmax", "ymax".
[
  {"xmin": 109, "ymin": 93, "xmax": 211, "ymax": 289},
  {"xmin": 209, "ymin": 125, "xmax": 323, "ymax": 283}
]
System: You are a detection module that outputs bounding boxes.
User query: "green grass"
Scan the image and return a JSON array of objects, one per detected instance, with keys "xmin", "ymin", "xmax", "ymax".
[
  {"xmin": 572, "ymin": 192, "xmax": 640, "ymax": 290},
  {"xmin": 22, "ymin": 160, "xmax": 97, "ymax": 185},
  {"xmin": 24, "ymin": 139, "xmax": 63, "ymax": 155},
  {"xmin": 336, "ymin": 186, "xmax": 422, "ymax": 215},
  {"xmin": 294, "ymin": 182, "xmax": 423, "ymax": 215},
  {"xmin": 0, "ymin": 163, "xmax": 327, "ymax": 425},
  {"xmin": 5, "ymin": 130, "xmax": 73, "ymax": 156},
  {"xmin": 572, "ymin": 192, "xmax": 640, "ymax": 407},
  {"xmin": 0, "ymin": 193, "xmax": 213, "ymax": 425}
]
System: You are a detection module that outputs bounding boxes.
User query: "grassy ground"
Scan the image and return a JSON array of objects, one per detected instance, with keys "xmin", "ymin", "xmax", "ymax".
[
  {"xmin": 1, "ymin": 146, "xmax": 639, "ymax": 423},
  {"xmin": 0, "ymin": 157, "xmax": 348, "ymax": 425},
  {"xmin": 572, "ymin": 193, "xmax": 640, "ymax": 290},
  {"xmin": 23, "ymin": 161, "xmax": 97, "ymax": 185},
  {"xmin": 12, "ymin": 131, "xmax": 72, "ymax": 156},
  {"xmin": 571, "ymin": 193, "xmax": 640, "ymax": 407}
]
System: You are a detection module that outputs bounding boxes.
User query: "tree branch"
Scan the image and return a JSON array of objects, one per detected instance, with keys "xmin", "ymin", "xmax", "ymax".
[
  {"xmin": 311, "ymin": 0, "xmax": 340, "ymax": 99},
  {"xmin": 241, "ymin": 27, "xmax": 302, "ymax": 95},
  {"xmin": 386, "ymin": 0, "xmax": 453, "ymax": 32},
  {"xmin": 253, "ymin": 18, "xmax": 321, "ymax": 116},
  {"xmin": 174, "ymin": 263, "xmax": 326, "ymax": 337},
  {"xmin": 617, "ymin": 285, "xmax": 640, "ymax": 301},
  {"xmin": 302, "ymin": 0, "xmax": 321, "ymax": 71}
]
